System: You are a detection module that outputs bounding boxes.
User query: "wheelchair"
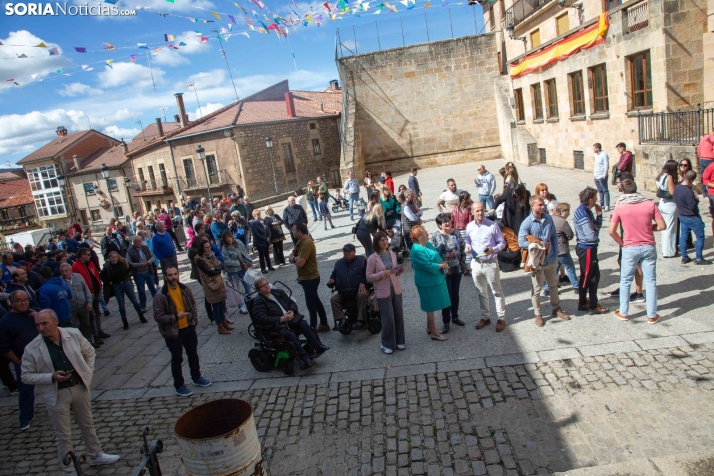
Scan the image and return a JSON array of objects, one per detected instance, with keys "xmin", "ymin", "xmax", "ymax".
[
  {"xmin": 328, "ymin": 284, "xmax": 382, "ymax": 336},
  {"xmin": 245, "ymin": 281, "xmax": 313, "ymax": 376}
]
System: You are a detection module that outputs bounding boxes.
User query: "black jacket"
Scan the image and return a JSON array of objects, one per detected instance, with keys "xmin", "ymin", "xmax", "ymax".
[
  {"xmin": 250, "ymin": 288, "xmax": 303, "ymax": 328},
  {"xmin": 100, "ymin": 235, "xmax": 121, "ymax": 259},
  {"xmin": 329, "ymin": 256, "xmax": 367, "ymax": 294},
  {"xmin": 100, "ymin": 261, "xmax": 132, "ymax": 285},
  {"xmin": 282, "ymin": 204, "xmax": 308, "ymax": 228},
  {"xmin": 495, "ymin": 188, "xmax": 532, "ymax": 237}
]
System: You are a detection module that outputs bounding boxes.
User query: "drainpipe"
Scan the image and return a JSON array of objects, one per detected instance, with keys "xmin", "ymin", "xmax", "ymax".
[{"xmin": 166, "ymin": 141, "xmax": 182, "ymax": 203}]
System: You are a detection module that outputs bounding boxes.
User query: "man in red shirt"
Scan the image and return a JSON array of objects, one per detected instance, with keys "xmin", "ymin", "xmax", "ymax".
[
  {"xmin": 701, "ymin": 161, "xmax": 714, "ymax": 236},
  {"xmin": 615, "ymin": 143, "xmax": 634, "ymax": 173},
  {"xmin": 698, "ymin": 127, "xmax": 714, "ymax": 180}
]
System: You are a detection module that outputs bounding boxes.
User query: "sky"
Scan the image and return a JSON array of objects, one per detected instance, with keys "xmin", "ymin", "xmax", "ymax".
[{"xmin": 0, "ymin": 0, "xmax": 485, "ymax": 166}]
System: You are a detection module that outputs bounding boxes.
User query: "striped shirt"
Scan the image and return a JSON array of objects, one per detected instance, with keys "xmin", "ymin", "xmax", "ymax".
[{"xmin": 573, "ymin": 204, "xmax": 602, "ymax": 249}]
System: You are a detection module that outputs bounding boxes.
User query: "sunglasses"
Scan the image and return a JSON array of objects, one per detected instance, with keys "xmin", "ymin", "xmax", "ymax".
[{"xmin": 680, "ymin": 163, "xmax": 689, "ymax": 167}]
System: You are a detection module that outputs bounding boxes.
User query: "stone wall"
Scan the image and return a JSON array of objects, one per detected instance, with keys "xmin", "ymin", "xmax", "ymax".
[
  {"xmin": 338, "ymin": 34, "xmax": 502, "ymax": 177},
  {"xmin": 633, "ymin": 144, "xmax": 699, "ymax": 192}
]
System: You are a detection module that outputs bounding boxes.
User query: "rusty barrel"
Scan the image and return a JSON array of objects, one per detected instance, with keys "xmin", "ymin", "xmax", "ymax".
[{"xmin": 174, "ymin": 399, "xmax": 264, "ymax": 476}]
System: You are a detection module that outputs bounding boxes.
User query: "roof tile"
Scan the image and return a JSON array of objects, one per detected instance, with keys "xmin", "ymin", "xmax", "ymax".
[
  {"xmin": 17, "ymin": 130, "xmax": 93, "ymax": 165},
  {"xmin": 0, "ymin": 178, "xmax": 33, "ymax": 207}
]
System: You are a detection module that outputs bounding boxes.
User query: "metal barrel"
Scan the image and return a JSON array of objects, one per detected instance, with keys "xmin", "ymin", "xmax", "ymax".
[{"xmin": 174, "ymin": 399, "xmax": 264, "ymax": 476}]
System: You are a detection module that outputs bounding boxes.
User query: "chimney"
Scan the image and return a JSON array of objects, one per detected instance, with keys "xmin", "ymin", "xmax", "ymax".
[
  {"xmin": 56, "ymin": 126, "xmax": 68, "ymax": 137},
  {"xmin": 285, "ymin": 91, "xmax": 296, "ymax": 118},
  {"xmin": 72, "ymin": 154, "xmax": 80, "ymax": 170},
  {"xmin": 329, "ymin": 79, "xmax": 340, "ymax": 90},
  {"xmin": 120, "ymin": 140, "xmax": 128, "ymax": 154},
  {"xmin": 155, "ymin": 118, "xmax": 164, "ymax": 136},
  {"xmin": 174, "ymin": 92, "xmax": 188, "ymax": 127},
  {"xmin": 174, "ymin": 114, "xmax": 180, "ymax": 123}
]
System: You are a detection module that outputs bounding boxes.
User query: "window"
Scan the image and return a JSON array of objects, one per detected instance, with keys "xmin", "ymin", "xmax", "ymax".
[
  {"xmin": 147, "ymin": 165, "xmax": 155, "ymax": 183},
  {"xmin": 138, "ymin": 167, "xmax": 145, "ymax": 182},
  {"xmin": 145, "ymin": 201, "xmax": 152, "ymax": 213},
  {"xmin": 530, "ymin": 29, "xmax": 541, "ymax": 49},
  {"xmin": 605, "ymin": 0, "xmax": 622, "ymax": 10},
  {"xmin": 18, "ymin": 206, "xmax": 26, "ymax": 218},
  {"xmin": 531, "ymin": 83, "xmax": 544, "ymax": 120},
  {"xmin": 545, "ymin": 79, "xmax": 559, "ymax": 118},
  {"xmin": 488, "ymin": 4, "xmax": 496, "ymax": 30},
  {"xmin": 312, "ymin": 138, "xmax": 322, "ymax": 155},
  {"xmin": 116, "ymin": 206, "xmax": 124, "ymax": 217},
  {"xmin": 83, "ymin": 183, "xmax": 96, "ymax": 195},
  {"xmin": 569, "ymin": 71, "xmax": 585, "ymax": 116},
  {"xmin": 309, "ymin": 123, "xmax": 316, "ymax": 130},
  {"xmin": 514, "ymin": 88, "xmax": 525, "ymax": 122},
  {"xmin": 183, "ymin": 158, "xmax": 195, "ymax": 179},
  {"xmin": 1, "ymin": 209, "xmax": 8, "ymax": 220},
  {"xmin": 91, "ymin": 209, "xmax": 101, "ymax": 221},
  {"xmin": 628, "ymin": 51, "xmax": 652, "ymax": 109},
  {"xmin": 589, "ymin": 64, "xmax": 609, "ymax": 113},
  {"xmin": 34, "ymin": 191, "xmax": 66, "ymax": 217},
  {"xmin": 159, "ymin": 163, "xmax": 168, "ymax": 186},
  {"xmin": 499, "ymin": 0, "xmax": 505, "ymax": 20},
  {"xmin": 27, "ymin": 164, "xmax": 59, "ymax": 192},
  {"xmin": 107, "ymin": 179, "xmax": 118, "ymax": 191},
  {"xmin": 556, "ymin": 13, "xmax": 569, "ymax": 36},
  {"xmin": 282, "ymin": 143, "xmax": 296, "ymax": 172},
  {"xmin": 330, "ymin": 169, "xmax": 340, "ymax": 186},
  {"xmin": 205, "ymin": 154, "xmax": 218, "ymax": 176}
]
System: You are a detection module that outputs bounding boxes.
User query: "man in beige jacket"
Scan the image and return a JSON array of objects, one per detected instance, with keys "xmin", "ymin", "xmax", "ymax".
[{"xmin": 21, "ymin": 309, "xmax": 119, "ymax": 476}]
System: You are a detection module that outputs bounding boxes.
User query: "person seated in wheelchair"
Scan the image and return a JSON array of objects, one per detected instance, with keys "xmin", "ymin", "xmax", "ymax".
[
  {"xmin": 326, "ymin": 243, "xmax": 370, "ymax": 331},
  {"xmin": 250, "ymin": 277, "xmax": 329, "ymax": 370}
]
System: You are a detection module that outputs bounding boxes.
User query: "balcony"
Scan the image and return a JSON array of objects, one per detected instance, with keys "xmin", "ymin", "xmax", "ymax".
[
  {"xmin": 503, "ymin": 0, "xmax": 554, "ymax": 29},
  {"xmin": 131, "ymin": 178, "xmax": 174, "ymax": 196},
  {"xmin": 0, "ymin": 216, "xmax": 38, "ymax": 231},
  {"xmin": 625, "ymin": 1, "xmax": 648, "ymax": 34},
  {"xmin": 178, "ymin": 169, "xmax": 234, "ymax": 191}
]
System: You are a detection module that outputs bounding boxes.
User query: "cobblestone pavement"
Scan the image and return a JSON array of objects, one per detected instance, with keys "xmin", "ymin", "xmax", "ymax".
[{"xmin": 2, "ymin": 343, "xmax": 714, "ymax": 475}]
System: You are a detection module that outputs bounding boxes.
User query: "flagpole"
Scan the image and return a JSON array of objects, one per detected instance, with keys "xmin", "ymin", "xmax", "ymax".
[
  {"xmin": 287, "ymin": 35, "xmax": 298, "ymax": 71},
  {"xmin": 213, "ymin": 29, "xmax": 240, "ymax": 101},
  {"xmin": 145, "ymin": 50, "xmax": 156, "ymax": 92}
]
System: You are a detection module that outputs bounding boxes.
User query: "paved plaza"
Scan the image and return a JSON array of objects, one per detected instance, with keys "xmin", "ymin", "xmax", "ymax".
[{"xmin": 2, "ymin": 160, "xmax": 714, "ymax": 475}]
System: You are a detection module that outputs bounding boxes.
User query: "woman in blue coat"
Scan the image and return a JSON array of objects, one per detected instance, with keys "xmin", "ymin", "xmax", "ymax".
[
  {"xmin": 249, "ymin": 209, "xmax": 275, "ymax": 273},
  {"xmin": 409, "ymin": 225, "xmax": 449, "ymax": 341}
]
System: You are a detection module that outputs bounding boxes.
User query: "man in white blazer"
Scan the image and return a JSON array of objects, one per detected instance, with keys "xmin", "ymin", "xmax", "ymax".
[{"xmin": 21, "ymin": 309, "xmax": 119, "ymax": 476}]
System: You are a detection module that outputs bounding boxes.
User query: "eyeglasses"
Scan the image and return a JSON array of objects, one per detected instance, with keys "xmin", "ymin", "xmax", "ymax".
[
  {"xmin": 680, "ymin": 164, "xmax": 689, "ymax": 167},
  {"xmin": 258, "ymin": 283, "xmax": 271, "ymax": 289}
]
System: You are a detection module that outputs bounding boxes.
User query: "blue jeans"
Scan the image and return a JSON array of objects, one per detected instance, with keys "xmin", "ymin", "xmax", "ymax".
[
  {"xmin": 479, "ymin": 194, "xmax": 495, "ymax": 211},
  {"xmin": 211, "ymin": 301, "xmax": 226, "ymax": 325},
  {"xmin": 99, "ymin": 294, "xmax": 109, "ymax": 312},
  {"xmin": 594, "ymin": 177, "xmax": 610, "ymax": 208},
  {"xmin": 307, "ymin": 200, "xmax": 320, "ymax": 221},
  {"xmin": 620, "ymin": 245, "xmax": 657, "ymax": 318},
  {"xmin": 349, "ymin": 192, "xmax": 360, "ymax": 220},
  {"xmin": 229, "ymin": 271, "xmax": 251, "ymax": 295},
  {"xmin": 14, "ymin": 363, "xmax": 34, "ymax": 426},
  {"xmin": 113, "ymin": 280, "xmax": 143, "ymax": 321},
  {"xmin": 134, "ymin": 272, "xmax": 157, "ymax": 309},
  {"xmin": 679, "ymin": 215, "xmax": 705, "ymax": 260},
  {"xmin": 544, "ymin": 253, "xmax": 579, "ymax": 291},
  {"xmin": 700, "ymin": 158, "xmax": 713, "ymax": 176}
]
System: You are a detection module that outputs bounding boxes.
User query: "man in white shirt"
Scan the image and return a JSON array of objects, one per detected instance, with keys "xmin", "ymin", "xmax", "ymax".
[
  {"xmin": 474, "ymin": 166, "xmax": 497, "ymax": 211},
  {"xmin": 436, "ymin": 179, "xmax": 464, "ymax": 213},
  {"xmin": 342, "ymin": 169, "xmax": 361, "ymax": 221},
  {"xmin": 593, "ymin": 143, "xmax": 611, "ymax": 211}
]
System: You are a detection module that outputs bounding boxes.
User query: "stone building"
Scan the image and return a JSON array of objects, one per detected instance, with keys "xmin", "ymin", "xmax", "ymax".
[
  {"xmin": 162, "ymin": 80, "xmax": 342, "ymax": 204},
  {"xmin": 0, "ymin": 172, "xmax": 39, "ymax": 235},
  {"xmin": 15, "ymin": 127, "xmax": 121, "ymax": 229}
]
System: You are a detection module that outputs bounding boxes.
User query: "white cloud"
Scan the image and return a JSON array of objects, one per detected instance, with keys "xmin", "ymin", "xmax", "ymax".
[
  {"xmin": 149, "ymin": 30, "xmax": 212, "ymax": 66},
  {"xmin": 151, "ymin": 49, "xmax": 191, "ymax": 66},
  {"xmin": 96, "ymin": 62, "xmax": 165, "ymax": 88},
  {"xmin": 103, "ymin": 125, "xmax": 141, "ymax": 140},
  {"xmin": 58, "ymin": 82, "xmax": 103, "ymax": 97},
  {"xmin": 0, "ymin": 30, "xmax": 72, "ymax": 90},
  {"xmin": 0, "ymin": 109, "xmax": 88, "ymax": 156},
  {"xmin": 181, "ymin": 69, "xmax": 226, "ymax": 90},
  {"xmin": 190, "ymin": 102, "xmax": 225, "ymax": 119}
]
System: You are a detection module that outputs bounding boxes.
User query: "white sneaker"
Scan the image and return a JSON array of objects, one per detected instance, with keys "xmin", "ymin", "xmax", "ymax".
[
  {"xmin": 396, "ymin": 345, "xmax": 406, "ymax": 350},
  {"xmin": 89, "ymin": 452, "xmax": 120, "ymax": 466},
  {"xmin": 239, "ymin": 305, "xmax": 248, "ymax": 314},
  {"xmin": 380, "ymin": 345, "xmax": 393, "ymax": 354}
]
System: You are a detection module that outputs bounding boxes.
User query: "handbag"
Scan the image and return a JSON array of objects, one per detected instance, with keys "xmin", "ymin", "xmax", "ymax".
[
  {"xmin": 656, "ymin": 175, "xmax": 673, "ymax": 199},
  {"xmin": 610, "ymin": 164, "xmax": 621, "ymax": 186},
  {"xmin": 204, "ymin": 274, "xmax": 225, "ymax": 292}
]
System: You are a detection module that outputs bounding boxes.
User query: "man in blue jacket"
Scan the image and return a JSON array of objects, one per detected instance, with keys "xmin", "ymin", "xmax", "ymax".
[
  {"xmin": 152, "ymin": 222, "xmax": 178, "ymax": 278},
  {"xmin": 518, "ymin": 195, "xmax": 570, "ymax": 327},
  {"xmin": 1, "ymin": 252, "xmax": 16, "ymax": 284},
  {"xmin": 37, "ymin": 267, "xmax": 73, "ymax": 326},
  {"xmin": 57, "ymin": 231, "xmax": 81, "ymax": 256},
  {"xmin": 327, "ymin": 244, "xmax": 369, "ymax": 330},
  {"xmin": 573, "ymin": 187, "xmax": 607, "ymax": 315}
]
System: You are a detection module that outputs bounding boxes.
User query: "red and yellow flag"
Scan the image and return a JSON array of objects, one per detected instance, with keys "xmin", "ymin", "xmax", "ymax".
[{"xmin": 510, "ymin": 13, "xmax": 609, "ymax": 78}]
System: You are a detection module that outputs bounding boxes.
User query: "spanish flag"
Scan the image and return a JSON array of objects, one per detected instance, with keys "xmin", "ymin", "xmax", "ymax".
[{"xmin": 510, "ymin": 13, "xmax": 609, "ymax": 78}]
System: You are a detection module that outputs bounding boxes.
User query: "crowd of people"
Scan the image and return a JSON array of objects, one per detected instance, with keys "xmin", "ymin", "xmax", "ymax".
[{"xmin": 2, "ymin": 137, "xmax": 714, "ymax": 475}]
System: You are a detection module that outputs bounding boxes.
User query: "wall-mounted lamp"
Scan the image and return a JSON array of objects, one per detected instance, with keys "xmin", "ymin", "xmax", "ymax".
[
  {"xmin": 505, "ymin": 24, "xmax": 527, "ymax": 45},
  {"xmin": 557, "ymin": 0, "xmax": 584, "ymax": 11}
]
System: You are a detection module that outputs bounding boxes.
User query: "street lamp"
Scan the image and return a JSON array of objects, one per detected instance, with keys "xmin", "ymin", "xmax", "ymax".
[
  {"xmin": 505, "ymin": 24, "xmax": 527, "ymax": 51},
  {"xmin": 100, "ymin": 163, "xmax": 119, "ymax": 219},
  {"xmin": 196, "ymin": 145, "xmax": 212, "ymax": 203},
  {"xmin": 265, "ymin": 136, "xmax": 278, "ymax": 195}
]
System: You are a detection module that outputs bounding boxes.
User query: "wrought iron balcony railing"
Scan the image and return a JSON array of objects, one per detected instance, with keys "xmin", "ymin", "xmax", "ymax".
[
  {"xmin": 502, "ymin": 0, "xmax": 554, "ymax": 29},
  {"xmin": 0, "ymin": 216, "xmax": 38, "ymax": 230},
  {"xmin": 178, "ymin": 169, "xmax": 234, "ymax": 191}
]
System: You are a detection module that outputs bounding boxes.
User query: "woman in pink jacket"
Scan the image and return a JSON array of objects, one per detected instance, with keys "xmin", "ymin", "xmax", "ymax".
[{"xmin": 367, "ymin": 231, "xmax": 406, "ymax": 354}]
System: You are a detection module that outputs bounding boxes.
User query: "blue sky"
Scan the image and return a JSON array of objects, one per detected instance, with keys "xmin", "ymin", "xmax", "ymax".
[{"xmin": 0, "ymin": 0, "xmax": 484, "ymax": 166}]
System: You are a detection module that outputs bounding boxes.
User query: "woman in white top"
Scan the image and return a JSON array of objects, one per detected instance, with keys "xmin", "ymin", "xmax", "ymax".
[{"xmin": 656, "ymin": 159, "xmax": 678, "ymax": 258}]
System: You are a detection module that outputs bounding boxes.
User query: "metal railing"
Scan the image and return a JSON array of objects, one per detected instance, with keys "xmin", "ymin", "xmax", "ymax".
[
  {"xmin": 178, "ymin": 169, "xmax": 234, "ymax": 191},
  {"xmin": 503, "ymin": 0, "xmax": 554, "ymax": 29},
  {"xmin": 638, "ymin": 106, "xmax": 714, "ymax": 145},
  {"xmin": 0, "ymin": 216, "xmax": 38, "ymax": 230},
  {"xmin": 336, "ymin": 6, "xmax": 484, "ymax": 58},
  {"xmin": 625, "ymin": 1, "xmax": 648, "ymax": 34},
  {"xmin": 133, "ymin": 179, "xmax": 174, "ymax": 194}
]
